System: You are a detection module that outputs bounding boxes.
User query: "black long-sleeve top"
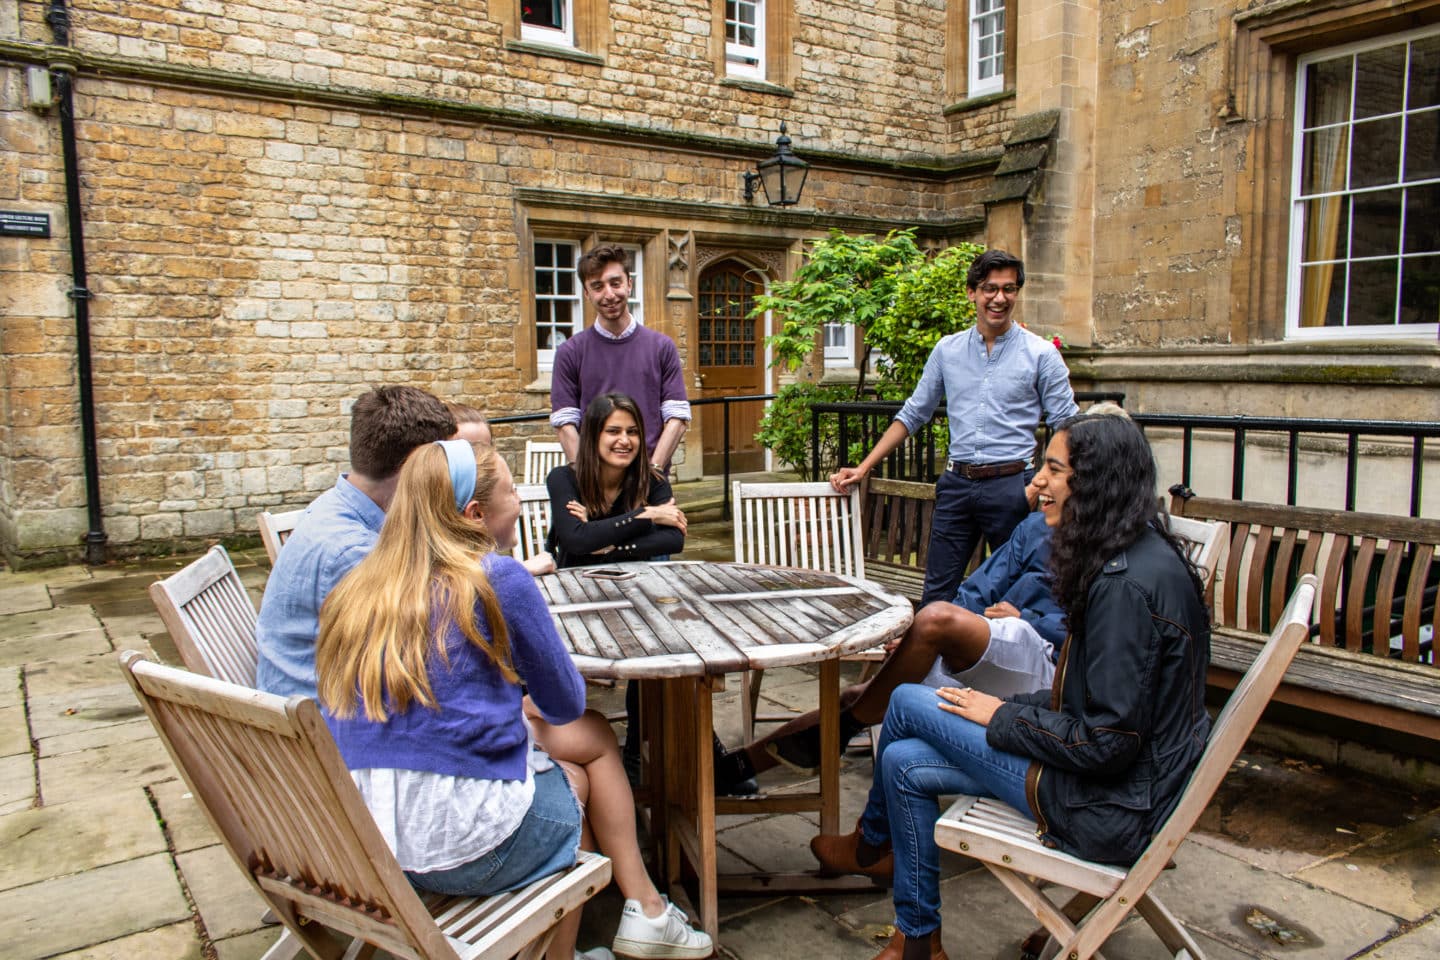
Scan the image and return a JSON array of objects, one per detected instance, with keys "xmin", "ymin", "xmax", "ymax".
[{"xmin": 544, "ymin": 465, "xmax": 685, "ymax": 568}]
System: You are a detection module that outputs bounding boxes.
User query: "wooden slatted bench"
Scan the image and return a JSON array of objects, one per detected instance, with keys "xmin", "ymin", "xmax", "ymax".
[
  {"xmin": 858, "ymin": 477, "xmax": 935, "ymax": 604},
  {"xmin": 1169, "ymin": 491, "xmax": 1440, "ymax": 743}
]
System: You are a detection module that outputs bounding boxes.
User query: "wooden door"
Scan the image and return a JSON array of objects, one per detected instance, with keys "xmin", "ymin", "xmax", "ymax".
[{"xmin": 697, "ymin": 261, "xmax": 766, "ymax": 474}]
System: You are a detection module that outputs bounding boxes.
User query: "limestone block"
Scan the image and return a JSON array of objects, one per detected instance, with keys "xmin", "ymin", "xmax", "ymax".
[
  {"xmin": 14, "ymin": 508, "xmax": 89, "ymax": 550},
  {"xmin": 181, "ymin": 509, "xmax": 231, "ymax": 537}
]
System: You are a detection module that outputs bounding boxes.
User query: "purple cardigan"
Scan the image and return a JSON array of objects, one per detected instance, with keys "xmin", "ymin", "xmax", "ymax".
[
  {"xmin": 551, "ymin": 325, "xmax": 687, "ymax": 453},
  {"xmin": 324, "ymin": 555, "xmax": 585, "ymax": 782}
]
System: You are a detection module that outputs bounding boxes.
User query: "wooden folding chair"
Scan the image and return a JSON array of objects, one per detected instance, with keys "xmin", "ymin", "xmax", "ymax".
[
  {"xmin": 731, "ymin": 481, "xmax": 866, "ymax": 737},
  {"xmin": 514, "ymin": 484, "xmax": 553, "ymax": 563},
  {"xmin": 1167, "ymin": 514, "xmax": 1227, "ymax": 600},
  {"xmin": 148, "ymin": 545, "xmax": 260, "ymax": 686},
  {"xmin": 523, "ymin": 440, "xmax": 567, "ymax": 484},
  {"xmin": 257, "ymin": 508, "xmax": 306, "ymax": 565},
  {"xmin": 935, "ymin": 574, "xmax": 1318, "ymax": 960},
  {"xmin": 119, "ymin": 651, "xmax": 611, "ymax": 960}
]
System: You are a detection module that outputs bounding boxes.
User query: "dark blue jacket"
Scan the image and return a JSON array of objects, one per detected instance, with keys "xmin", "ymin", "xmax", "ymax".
[
  {"xmin": 953, "ymin": 512, "xmax": 1064, "ymax": 653},
  {"xmin": 987, "ymin": 527, "xmax": 1211, "ymax": 865}
]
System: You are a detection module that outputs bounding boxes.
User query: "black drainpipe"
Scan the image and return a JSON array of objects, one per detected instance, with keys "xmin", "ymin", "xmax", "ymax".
[{"xmin": 47, "ymin": 0, "xmax": 108, "ymax": 564}]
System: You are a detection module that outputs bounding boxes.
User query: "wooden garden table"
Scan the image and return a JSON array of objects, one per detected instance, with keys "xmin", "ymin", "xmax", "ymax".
[{"xmin": 538, "ymin": 560, "xmax": 913, "ymax": 942}]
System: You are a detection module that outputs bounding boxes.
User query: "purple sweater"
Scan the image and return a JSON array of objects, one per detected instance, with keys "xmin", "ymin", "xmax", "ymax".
[
  {"xmin": 324, "ymin": 555, "xmax": 585, "ymax": 781},
  {"xmin": 551, "ymin": 325, "xmax": 687, "ymax": 453}
]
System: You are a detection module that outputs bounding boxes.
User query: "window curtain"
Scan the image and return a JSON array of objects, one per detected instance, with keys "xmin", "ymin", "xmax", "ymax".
[{"xmin": 1300, "ymin": 67, "xmax": 1352, "ymax": 327}]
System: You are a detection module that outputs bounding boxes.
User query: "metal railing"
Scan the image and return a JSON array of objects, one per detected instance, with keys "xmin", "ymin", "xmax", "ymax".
[
  {"xmin": 810, "ymin": 392, "xmax": 1126, "ymax": 489},
  {"xmin": 811, "ymin": 402, "xmax": 1437, "ymax": 517},
  {"xmin": 1131, "ymin": 414, "xmax": 1436, "ymax": 517}
]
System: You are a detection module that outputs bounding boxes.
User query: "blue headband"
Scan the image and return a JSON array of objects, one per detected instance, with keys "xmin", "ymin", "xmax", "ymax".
[{"xmin": 434, "ymin": 439, "xmax": 476, "ymax": 512}]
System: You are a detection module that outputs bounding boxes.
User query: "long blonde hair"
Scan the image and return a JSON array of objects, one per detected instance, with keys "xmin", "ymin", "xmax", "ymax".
[{"xmin": 317, "ymin": 442, "xmax": 516, "ymax": 720}]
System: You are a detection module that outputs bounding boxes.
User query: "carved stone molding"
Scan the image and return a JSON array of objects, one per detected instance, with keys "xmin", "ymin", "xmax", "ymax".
[{"xmin": 666, "ymin": 230, "xmax": 693, "ymax": 300}]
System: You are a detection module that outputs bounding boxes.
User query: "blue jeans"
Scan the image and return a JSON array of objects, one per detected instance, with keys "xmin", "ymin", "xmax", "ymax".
[
  {"xmin": 859, "ymin": 684, "xmax": 1032, "ymax": 937},
  {"xmin": 921, "ymin": 469, "xmax": 1033, "ymax": 607},
  {"xmin": 407, "ymin": 764, "xmax": 582, "ymax": 896}
]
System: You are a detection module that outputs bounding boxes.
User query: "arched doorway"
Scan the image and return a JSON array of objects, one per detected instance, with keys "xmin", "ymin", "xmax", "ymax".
[{"xmin": 697, "ymin": 259, "xmax": 767, "ymax": 474}]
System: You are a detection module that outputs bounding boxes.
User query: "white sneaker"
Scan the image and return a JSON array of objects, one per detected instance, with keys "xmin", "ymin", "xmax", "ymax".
[
  {"xmin": 577, "ymin": 948, "xmax": 616, "ymax": 960},
  {"xmin": 612, "ymin": 898, "xmax": 713, "ymax": 959}
]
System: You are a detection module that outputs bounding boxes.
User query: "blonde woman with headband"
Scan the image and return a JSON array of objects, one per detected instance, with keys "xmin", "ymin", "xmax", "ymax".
[{"xmin": 316, "ymin": 440, "xmax": 712, "ymax": 960}]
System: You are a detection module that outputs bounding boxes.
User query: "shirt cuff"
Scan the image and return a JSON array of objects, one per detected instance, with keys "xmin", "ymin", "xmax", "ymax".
[
  {"xmin": 660, "ymin": 400, "xmax": 692, "ymax": 423},
  {"xmin": 550, "ymin": 408, "xmax": 581, "ymax": 430}
]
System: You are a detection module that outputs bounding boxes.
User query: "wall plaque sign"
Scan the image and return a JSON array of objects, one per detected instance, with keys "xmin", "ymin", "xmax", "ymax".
[{"xmin": 0, "ymin": 211, "xmax": 51, "ymax": 237}]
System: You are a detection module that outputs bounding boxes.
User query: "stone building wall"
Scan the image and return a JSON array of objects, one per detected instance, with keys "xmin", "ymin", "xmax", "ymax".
[
  {"xmin": 4, "ymin": 0, "xmax": 1436, "ymax": 564},
  {"xmin": 2, "ymin": 0, "xmax": 999, "ymax": 563}
]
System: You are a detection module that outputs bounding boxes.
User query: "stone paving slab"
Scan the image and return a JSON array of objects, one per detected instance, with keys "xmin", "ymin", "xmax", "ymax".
[
  {"xmin": 1355, "ymin": 917, "xmax": 1440, "ymax": 959},
  {"xmin": 0, "ymin": 628, "xmax": 112, "ymax": 669},
  {"xmin": 212, "ymin": 925, "xmax": 285, "ymax": 960},
  {"xmin": 37, "ymin": 716, "xmax": 157, "ymax": 758},
  {"xmin": 0, "ymin": 605, "xmax": 106, "ymax": 642},
  {"xmin": 0, "ymin": 751, "xmax": 36, "ymax": 813},
  {"xmin": 37, "ymin": 735, "xmax": 175, "ymax": 805},
  {"xmin": 720, "ymin": 896, "xmax": 878, "ymax": 960},
  {"xmin": 0, "ymin": 703, "xmax": 29, "ymax": 757},
  {"xmin": 0, "ymin": 789, "xmax": 167, "ymax": 891},
  {"xmin": 23, "ymin": 652, "xmax": 130, "ymax": 698},
  {"xmin": 150, "ymin": 778, "xmax": 221, "ymax": 853},
  {"xmin": 1194, "ymin": 755, "xmax": 1424, "ymax": 877},
  {"xmin": 27, "ymin": 678, "xmax": 148, "ymax": 742},
  {"xmin": 1, "ymin": 666, "xmax": 22, "ymax": 708},
  {"xmin": 0, "ymin": 583, "xmax": 51, "ymax": 616},
  {"xmin": 0, "ymin": 853, "xmax": 191, "ymax": 960},
  {"xmin": 51, "ymin": 922, "xmax": 204, "ymax": 960},
  {"xmin": 1153, "ymin": 837, "xmax": 1399, "ymax": 957},
  {"xmin": 175, "ymin": 843, "xmax": 270, "ymax": 941},
  {"xmin": 1295, "ymin": 810, "xmax": 1440, "ymax": 922}
]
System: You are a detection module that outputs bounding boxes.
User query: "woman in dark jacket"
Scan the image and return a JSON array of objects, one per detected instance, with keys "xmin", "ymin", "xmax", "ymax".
[
  {"xmin": 545, "ymin": 392, "xmax": 686, "ymax": 568},
  {"xmin": 811, "ymin": 414, "xmax": 1211, "ymax": 960}
]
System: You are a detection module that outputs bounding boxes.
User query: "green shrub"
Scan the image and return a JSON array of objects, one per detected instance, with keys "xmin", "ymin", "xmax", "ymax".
[{"xmin": 753, "ymin": 381, "xmax": 858, "ymax": 480}]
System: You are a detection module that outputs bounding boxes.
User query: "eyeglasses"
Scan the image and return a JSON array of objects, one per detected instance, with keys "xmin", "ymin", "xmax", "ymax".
[{"xmin": 978, "ymin": 282, "xmax": 1020, "ymax": 297}]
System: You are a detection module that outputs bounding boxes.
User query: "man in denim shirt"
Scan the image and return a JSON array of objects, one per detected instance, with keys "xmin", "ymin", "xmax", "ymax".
[
  {"xmin": 256, "ymin": 386, "xmax": 455, "ymax": 698},
  {"xmin": 831, "ymin": 250, "xmax": 1077, "ymax": 607}
]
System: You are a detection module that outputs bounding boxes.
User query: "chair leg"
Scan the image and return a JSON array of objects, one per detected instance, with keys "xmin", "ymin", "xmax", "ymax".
[
  {"xmin": 1021, "ymin": 892, "xmax": 1100, "ymax": 960},
  {"xmin": 741, "ymin": 669, "xmax": 763, "ymax": 740},
  {"xmin": 986, "ymin": 866, "xmax": 1111, "ymax": 960},
  {"xmin": 1135, "ymin": 892, "xmax": 1207, "ymax": 960}
]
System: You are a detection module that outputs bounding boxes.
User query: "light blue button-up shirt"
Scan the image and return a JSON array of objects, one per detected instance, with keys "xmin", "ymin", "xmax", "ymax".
[
  {"xmin": 255, "ymin": 475, "xmax": 385, "ymax": 698},
  {"xmin": 893, "ymin": 324, "xmax": 1078, "ymax": 465}
]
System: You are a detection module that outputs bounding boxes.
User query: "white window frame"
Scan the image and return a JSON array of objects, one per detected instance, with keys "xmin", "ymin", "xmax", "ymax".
[
  {"xmin": 534, "ymin": 239, "xmax": 582, "ymax": 373},
  {"xmin": 1285, "ymin": 25, "xmax": 1440, "ymax": 341},
  {"xmin": 619, "ymin": 243, "xmax": 644, "ymax": 326},
  {"xmin": 725, "ymin": 0, "xmax": 765, "ymax": 80},
  {"xmin": 969, "ymin": 0, "xmax": 1005, "ymax": 97},
  {"xmin": 521, "ymin": 0, "xmax": 574, "ymax": 48},
  {"xmin": 822, "ymin": 322, "xmax": 854, "ymax": 367}
]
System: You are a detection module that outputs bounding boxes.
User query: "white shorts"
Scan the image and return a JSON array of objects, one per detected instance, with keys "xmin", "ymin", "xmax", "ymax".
[{"xmin": 921, "ymin": 616, "xmax": 1056, "ymax": 700}]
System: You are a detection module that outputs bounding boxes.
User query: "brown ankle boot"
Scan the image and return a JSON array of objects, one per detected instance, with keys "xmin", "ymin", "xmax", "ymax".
[
  {"xmin": 810, "ymin": 822, "xmax": 894, "ymax": 883},
  {"xmin": 869, "ymin": 929, "xmax": 948, "ymax": 960}
]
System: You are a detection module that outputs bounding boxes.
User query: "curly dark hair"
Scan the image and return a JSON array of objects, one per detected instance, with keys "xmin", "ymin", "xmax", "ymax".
[
  {"xmin": 1048, "ymin": 414, "xmax": 1203, "ymax": 628},
  {"xmin": 574, "ymin": 393, "xmax": 652, "ymax": 517}
]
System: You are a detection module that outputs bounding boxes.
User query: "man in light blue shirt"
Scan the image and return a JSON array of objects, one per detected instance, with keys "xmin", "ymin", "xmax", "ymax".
[
  {"xmin": 831, "ymin": 250, "xmax": 1077, "ymax": 606},
  {"xmin": 255, "ymin": 386, "xmax": 456, "ymax": 697}
]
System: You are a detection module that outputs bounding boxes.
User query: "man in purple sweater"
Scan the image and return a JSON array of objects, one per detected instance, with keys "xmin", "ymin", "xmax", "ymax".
[{"xmin": 549, "ymin": 243, "xmax": 691, "ymax": 471}]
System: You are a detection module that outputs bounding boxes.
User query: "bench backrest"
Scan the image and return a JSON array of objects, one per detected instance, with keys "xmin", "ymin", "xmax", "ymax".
[
  {"xmin": 1171, "ymin": 494, "xmax": 1440, "ymax": 663},
  {"xmin": 733, "ymin": 481, "xmax": 864, "ymax": 577},
  {"xmin": 148, "ymin": 545, "xmax": 260, "ymax": 686},
  {"xmin": 523, "ymin": 440, "xmax": 567, "ymax": 484},
  {"xmin": 257, "ymin": 508, "xmax": 306, "ymax": 565},
  {"xmin": 515, "ymin": 483, "xmax": 552, "ymax": 562}
]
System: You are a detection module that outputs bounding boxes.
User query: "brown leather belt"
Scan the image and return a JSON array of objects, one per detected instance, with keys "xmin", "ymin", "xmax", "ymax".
[{"xmin": 946, "ymin": 459, "xmax": 1026, "ymax": 481}]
